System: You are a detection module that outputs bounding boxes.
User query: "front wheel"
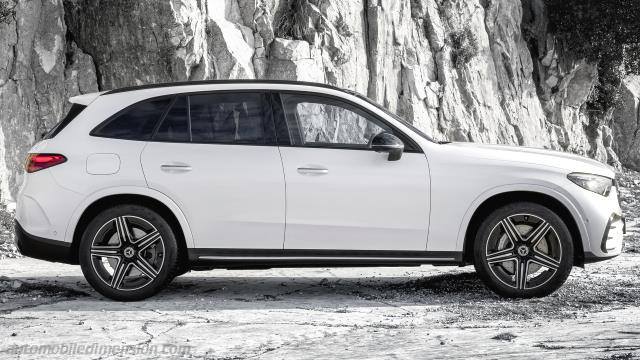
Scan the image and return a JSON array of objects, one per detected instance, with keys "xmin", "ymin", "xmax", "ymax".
[
  {"xmin": 473, "ymin": 202, "xmax": 574, "ymax": 298},
  {"xmin": 79, "ymin": 205, "xmax": 179, "ymax": 301}
]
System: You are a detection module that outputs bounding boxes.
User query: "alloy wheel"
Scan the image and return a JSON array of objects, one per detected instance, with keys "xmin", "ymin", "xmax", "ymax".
[
  {"xmin": 90, "ymin": 215, "xmax": 165, "ymax": 291},
  {"xmin": 485, "ymin": 213, "xmax": 562, "ymax": 290}
]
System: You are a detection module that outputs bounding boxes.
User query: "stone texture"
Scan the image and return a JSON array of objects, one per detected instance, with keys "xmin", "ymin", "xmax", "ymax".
[
  {"xmin": 0, "ymin": 0, "xmax": 98, "ymax": 203},
  {"xmin": 63, "ymin": 41, "xmax": 99, "ymax": 112},
  {"xmin": 266, "ymin": 38, "xmax": 324, "ymax": 82},
  {"xmin": 613, "ymin": 76, "xmax": 640, "ymax": 170},
  {"xmin": 208, "ymin": 19, "xmax": 255, "ymax": 79},
  {"xmin": 0, "ymin": 0, "xmax": 637, "ymax": 202},
  {"xmin": 64, "ymin": 0, "xmax": 211, "ymax": 88},
  {"xmin": 521, "ymin": 0, "xmax": 618, "ymax": 166}
]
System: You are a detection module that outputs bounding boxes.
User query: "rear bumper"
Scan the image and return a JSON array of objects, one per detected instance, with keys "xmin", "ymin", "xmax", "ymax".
[{"xmin": 15, "ymin": 221, "xmax": 77, "ymax": 264}]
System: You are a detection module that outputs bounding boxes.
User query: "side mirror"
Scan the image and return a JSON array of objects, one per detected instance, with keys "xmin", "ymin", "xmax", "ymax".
[{"xmin": 370, "ymin": 132, "xmax": 404, "ymax": 161}]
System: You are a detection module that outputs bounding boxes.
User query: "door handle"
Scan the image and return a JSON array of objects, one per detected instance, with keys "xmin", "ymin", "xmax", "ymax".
[
  {"xmin": 160, "ymin": 163, "xmax": 192, "ymax": 173},
  {"xmin": 297, "ymin": 167, "xmax": 329, "ymax": 175}
]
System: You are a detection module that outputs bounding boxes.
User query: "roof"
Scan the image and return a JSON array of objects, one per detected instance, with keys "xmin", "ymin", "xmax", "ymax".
[{"xmin": 102, "ymin": 80, "xmax": 352, "ymax": 95}]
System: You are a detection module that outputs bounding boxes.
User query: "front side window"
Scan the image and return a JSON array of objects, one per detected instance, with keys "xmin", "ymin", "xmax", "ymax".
[
  {"xmin": 281, "ymin": 94, "xmax": 390, "ymax": 148},
  {"xmin": 190, "ymin": 93, "xmax": 270, "ymax": 144},
  {"xmin": 92, "ymin": 98, "xmax": 172, "ymax": 140}
]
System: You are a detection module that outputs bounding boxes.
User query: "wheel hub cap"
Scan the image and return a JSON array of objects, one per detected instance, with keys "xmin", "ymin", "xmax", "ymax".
[
  {"xmin": 123, "ymin": 247, "xmax": 135, "ymax": 259},
  {"xmin": 517, "ymin": 245, "xmax": 530, "ymax": 257}
]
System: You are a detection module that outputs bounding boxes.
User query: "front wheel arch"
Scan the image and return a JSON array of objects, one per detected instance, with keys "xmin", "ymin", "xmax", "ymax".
[{"xmin": 462, "ymin": 191, "xmax": 584, "ymax": 267}]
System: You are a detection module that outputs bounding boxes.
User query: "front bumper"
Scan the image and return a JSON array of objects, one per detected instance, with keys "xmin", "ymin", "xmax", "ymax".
[
  {"xmin": 15, "ymin": 221, "xmax": 77, "ymax": 264},
  {"xmin": 601, "ymin": 213, "xmax": 625, "ymax": 253},
  {"xmin": 584, "ymin": 213, "xmax": 625, "ymax": 264}
]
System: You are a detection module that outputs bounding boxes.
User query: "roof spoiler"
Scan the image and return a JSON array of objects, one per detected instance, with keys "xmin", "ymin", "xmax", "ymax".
[{"xmin": 68, "ymin": 91, "xmax": 105, "ymax": 106}]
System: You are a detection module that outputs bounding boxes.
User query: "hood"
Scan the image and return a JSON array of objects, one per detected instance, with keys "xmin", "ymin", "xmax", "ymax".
[{"xmin": 442, "ymin": 142, "xmax": 615, "ymax": 178}]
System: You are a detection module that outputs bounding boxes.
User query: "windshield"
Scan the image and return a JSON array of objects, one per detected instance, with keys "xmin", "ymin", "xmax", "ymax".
[{"xmin": 347, "ymin": 91, "xmax": 437, "ymax": 143}]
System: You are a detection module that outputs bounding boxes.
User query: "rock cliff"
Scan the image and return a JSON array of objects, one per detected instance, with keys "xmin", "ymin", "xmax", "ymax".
[{"xmin": 0, "ymin": 0, "xmax": 632, "ymax": 202}]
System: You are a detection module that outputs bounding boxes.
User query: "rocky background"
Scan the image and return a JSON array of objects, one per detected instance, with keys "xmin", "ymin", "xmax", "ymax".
[{"xmin": 0, "ymin": 0, "xmax": 639, "ymax": 206}]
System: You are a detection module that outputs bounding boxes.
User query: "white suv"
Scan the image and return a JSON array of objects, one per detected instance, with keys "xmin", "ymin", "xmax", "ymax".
[{"xmin": 15, "ymin": 80, "xmax": 624, "ymax": 301}]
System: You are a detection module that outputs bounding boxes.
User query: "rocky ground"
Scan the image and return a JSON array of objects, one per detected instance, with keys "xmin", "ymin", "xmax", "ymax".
[
  {"xmin": 0, "ymin": 169, "xmax": 639, "ymax": 359},
  {"xmin": 0, "ymin": 206, "xmax": 18, "ymax": 260}
]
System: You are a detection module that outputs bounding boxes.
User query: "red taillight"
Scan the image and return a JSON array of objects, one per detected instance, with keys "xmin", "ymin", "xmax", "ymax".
[{"xmin": 25, "ymin": 153, "xmax": 67, "ymax": 173}]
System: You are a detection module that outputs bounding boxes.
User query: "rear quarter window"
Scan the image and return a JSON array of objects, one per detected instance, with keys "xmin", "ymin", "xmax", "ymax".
[{"xmin": 91, "ymin": 98, "xmax": 172, "ymax": 140}]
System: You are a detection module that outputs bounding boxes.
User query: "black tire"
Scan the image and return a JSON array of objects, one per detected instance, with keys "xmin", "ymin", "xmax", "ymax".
[
  {"xmin": 473, "ymin": 202, "xmax": 574, "ymax": 298},
  {"xmin": 79, "ymin": 205, "xmax": 180, "ymax": 301}
]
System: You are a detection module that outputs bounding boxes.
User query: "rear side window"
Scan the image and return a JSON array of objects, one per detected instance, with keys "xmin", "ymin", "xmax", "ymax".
[
  {"xmin": 92, "ymin": 98, "xmax": 172, "ymax": 140},
  {"xmin": 189, "ymin": 93, "xmax": 271, "ymax": 144},
  {"xmin": 154, "ymin": 96, "xmax": 189, "ymax": 142},
  {"xmin": 44, "ymin": 103, "xmax": 86, "ymax": 139},
  {"xmin": 91, "ymin": 92, "xmax": 275, "ymax": 144}
]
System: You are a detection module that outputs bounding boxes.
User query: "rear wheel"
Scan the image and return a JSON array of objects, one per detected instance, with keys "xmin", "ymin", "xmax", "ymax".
[
  {"xmin": 79, "ymin": 205, "xmax": 179, "ymax": 301},
  {"xmin": 473, "ymin": 202, "xmax": 574, "ymax": 298}
]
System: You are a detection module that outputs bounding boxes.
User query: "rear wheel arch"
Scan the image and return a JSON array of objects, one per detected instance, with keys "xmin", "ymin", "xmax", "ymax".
[
  {"xmin": 70, "ymin": 194, "xmax": 188, "ymax": 267},
  {"xmin": 462, "ymin": 191, "xmax": 585, "ymax": 267}
]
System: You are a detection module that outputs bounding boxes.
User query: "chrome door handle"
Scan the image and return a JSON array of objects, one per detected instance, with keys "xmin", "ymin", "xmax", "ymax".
[
  {"xmin": 297, "ymin": 167, "xmax": 329, "ymax": 175},
  {"xmin": 160, "ymin": 163, "xmax": 192, "ymax": 173}
]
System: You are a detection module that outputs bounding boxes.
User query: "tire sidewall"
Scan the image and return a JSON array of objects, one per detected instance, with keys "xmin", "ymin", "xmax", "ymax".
[
  {"xmin": 473, "ymin": 202, "xmax": 574, "ymax": 298},
  {"xmin": 79, "ymin": 205, "xmax": 178, "ymax": 301}
]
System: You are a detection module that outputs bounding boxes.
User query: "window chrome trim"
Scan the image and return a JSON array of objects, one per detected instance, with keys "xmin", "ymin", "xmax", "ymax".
[{"xmin": 90, "ymin": 88, "xmax": 424, "ymax": 154}]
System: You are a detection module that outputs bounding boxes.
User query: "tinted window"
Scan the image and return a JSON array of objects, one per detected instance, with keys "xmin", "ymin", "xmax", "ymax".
[
  {"xmin": 45, "ymin": 103, "xmax": 86, "ymax": 139},
  {"xmin": 190, "ymin": 93, "xmax": 268, "ymax": 144},
  {"xmin": 92, "ymin": 98, "xmax": 171, "ymax": 140},
  {"xmin": 281, "ymin": 94, "xmax": 389, "ymax": 147},
  {"xmin": 154, "ymin": 96, "xmax": 189, "ymax": 142}
]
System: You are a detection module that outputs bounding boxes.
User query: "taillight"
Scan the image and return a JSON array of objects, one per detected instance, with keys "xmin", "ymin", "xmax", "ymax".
[{"xmin": 25, "ymin": 153, "xmax": 67, "ymax": 173}]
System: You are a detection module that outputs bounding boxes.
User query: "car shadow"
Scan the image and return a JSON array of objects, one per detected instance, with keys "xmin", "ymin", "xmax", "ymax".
[{"xmin": 1, "ymin": 270, "xmax": 499, "ymax": 312}]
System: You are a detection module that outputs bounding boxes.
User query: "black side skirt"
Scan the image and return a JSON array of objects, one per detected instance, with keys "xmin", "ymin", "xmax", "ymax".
[
  {"xmin": 14, "ymin": 222, "xmax": 464, "ymax": 270},
  {"xmin": 188, "ymin": 248, "xmax": 463, "ymax": 270}
]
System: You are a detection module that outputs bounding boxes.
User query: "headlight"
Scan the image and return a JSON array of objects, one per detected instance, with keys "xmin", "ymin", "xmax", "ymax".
[{"xmin": 567, "ymin": 173, "xmax": 613, "ymax": 196}]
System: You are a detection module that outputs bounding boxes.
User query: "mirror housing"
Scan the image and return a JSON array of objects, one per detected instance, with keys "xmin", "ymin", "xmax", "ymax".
[{"xmin": 370, "ymin": 132, "xmax": 404, "ymax": 161}]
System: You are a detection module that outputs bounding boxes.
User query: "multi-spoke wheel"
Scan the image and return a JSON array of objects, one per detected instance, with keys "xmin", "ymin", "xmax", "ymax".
[
  {"xmin": 79, "ymin": 205, "xmax": 179, "ymax": 301},
  {"xmin": 474, "ymin": 202, "xmax": 574, "ymax": 298}
]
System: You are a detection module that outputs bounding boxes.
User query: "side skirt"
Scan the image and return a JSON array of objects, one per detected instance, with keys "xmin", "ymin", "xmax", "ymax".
[{"xmin": 187, "ymin": 248, "xmax": 463, "ymax": 270}]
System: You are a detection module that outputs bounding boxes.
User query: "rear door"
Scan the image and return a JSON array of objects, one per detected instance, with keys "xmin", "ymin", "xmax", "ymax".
[{"xmin": 140, "ymin": 92, "xmax": 285, "ymax": 249}]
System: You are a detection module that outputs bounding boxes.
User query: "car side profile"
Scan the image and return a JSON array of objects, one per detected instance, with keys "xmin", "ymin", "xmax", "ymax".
[{"xmin": 15, "ymin": 80, "xmax": 624, "ymax": 301}]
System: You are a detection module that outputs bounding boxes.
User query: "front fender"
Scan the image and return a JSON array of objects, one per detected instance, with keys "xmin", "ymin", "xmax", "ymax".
[{"xmin": 455, "ymin": 183, "xmax": 591, "ymax": 254}]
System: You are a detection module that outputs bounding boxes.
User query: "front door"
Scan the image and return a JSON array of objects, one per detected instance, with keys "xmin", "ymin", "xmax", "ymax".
[
  {"xmin": 277, "ymin": 93, "xmax": 431, "ymax": 251},
  {"xmin": 140, "ymin": 92, "xmax": 285, "ymax": 249}
]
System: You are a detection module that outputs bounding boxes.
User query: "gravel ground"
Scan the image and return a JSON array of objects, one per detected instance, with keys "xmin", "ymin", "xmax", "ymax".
[{"xmin": 0, "ymin": 169, "xmax": 639, "ymax": 359}]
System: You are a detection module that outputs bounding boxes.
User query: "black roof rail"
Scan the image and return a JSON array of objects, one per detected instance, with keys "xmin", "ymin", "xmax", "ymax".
[{"xmin": 102, "ymin": 79, "xmax": 354, "ymax": 95}]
